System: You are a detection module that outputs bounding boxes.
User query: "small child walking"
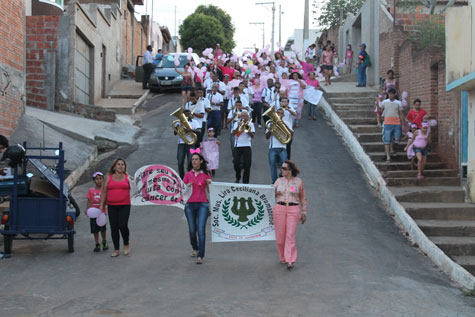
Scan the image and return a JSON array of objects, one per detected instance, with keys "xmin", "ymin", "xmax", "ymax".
[
  {"xmin": 86, "ymin": 172, "xmax": 108, "ymax": 252},
  {"xmin": 200, "ymin": 128, "xmax": 220, "ymax": 176},
  {"xmin": 404, "ymin": 122, "xmax": 431, "ymax": 180},
  {"xmin": 401, "ymin": 123, "xmax": 418, "ymax": 170},
  {"xmin": 374, "ymin": 94, "xmax": 384, "ymax": 127}
]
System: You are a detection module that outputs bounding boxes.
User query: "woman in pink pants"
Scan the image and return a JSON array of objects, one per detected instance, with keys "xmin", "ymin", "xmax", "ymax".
[{"xmin": 273, "ymin": 160, "xmax": 307, "ymax": 270}]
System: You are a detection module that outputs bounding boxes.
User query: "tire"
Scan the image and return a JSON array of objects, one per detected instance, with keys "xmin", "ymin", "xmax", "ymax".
[
  {"xmin": 4, "ymin": 235, "xmax": 12, "ymax": 254},
  {"xmin": 68, "ymin": 195, "xmax": 80, "ymax": 218},
  {"xmin": 150, "ymin": 87, "xmax": 160, "ymax": 93},
  {"xmin": 68, "ymin": 233, "xmax": 74, "ymax": 253}
]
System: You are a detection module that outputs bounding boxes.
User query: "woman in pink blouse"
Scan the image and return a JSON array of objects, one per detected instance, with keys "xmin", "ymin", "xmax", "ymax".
[
  {"xmin": 183, "ymin": 150, "xmax": 213, "ymax": 264},
  {"xmin": 273, "ymin": 160, "xmax": 307, "ymax": 270}
]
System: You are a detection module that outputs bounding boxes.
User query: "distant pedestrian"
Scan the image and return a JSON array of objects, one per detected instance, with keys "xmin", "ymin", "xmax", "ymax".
[
  {"xmin": 374, "ymin": 94, "xmax": 384, "ymax": 127},
  {"xmin": 305, "ymin": 44, "xmax": 316, "ymax": 59},
  {"xmin": 356, "ymin": 43, "xmax": 368, "ymax": 87},
  {"xmin": 183, "ymin": 151, "xmax": 212, "ymax": 264},
  {"xmin": 378, "ymin": 88, "xmax": 404, "ymax": 162},
  {"xmin": 100, "ymin": 158, "xmax": 133, "ymax": 257},
  {"xmin": 305, "ymin": 71, "xmax": 321, "ymax": 120},
  {"xmin": 153, "ymin": 49, "xmax": 163, "ymax": 67},
  {"xmin": 142, "ymin": 45, "xmax": 154, "ymax": 89},
  {"xmin": 405, "ymin": 122, "xmax": 431, "ymax": 180},
  {"xmin": 345, "ymin": 45, "xmax": 353, "ymax": 74},
  {"xmin": 273, "ymin": 160, "xmax": 307, "ymax": 270},
  {"xmin": 86, "ymin": 172, "xmax": 108, "ymax": 252},
  {"xmin": 384, "ymin": 70, "xmax": 398, "ymax": 98},
  {"xmin": 401, "ymin": 123, "xmax": 418, "ymax": 170},
  {"xmin": 175, "ymin": 63, "xmax": 195, "ymax": 108},
  {"xmin": 320, "ymin": 45, "xmax": 335, "ymax": 86}
]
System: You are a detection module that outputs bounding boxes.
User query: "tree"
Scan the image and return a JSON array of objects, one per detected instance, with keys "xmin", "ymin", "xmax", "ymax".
[
  {"xmin": 397, "ymin": 0, "xmax": 457, "ymax": 14},
  {"xmin": 194, "ymin": 4, "xmax": 236, "ymax": 52},
  {"xmin": 179, "ymin": 13, "xmax": 226, "ymax": 54},
  {"xmin": 313, "ymin": 0, "xmax": 364, "ymax": 28}
]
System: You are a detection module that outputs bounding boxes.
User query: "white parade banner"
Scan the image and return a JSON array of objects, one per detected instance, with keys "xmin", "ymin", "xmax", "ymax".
[
  {"xmin": 210, "ymin": 182, "xmax": 275, "ymax": 242},
  {"xmin": 131, "ymin": 164, "xmax": 191, "ymax": 210},
  {"xmin": 304, "ymin": 87, "xmax": 323, "ymax": 105}
]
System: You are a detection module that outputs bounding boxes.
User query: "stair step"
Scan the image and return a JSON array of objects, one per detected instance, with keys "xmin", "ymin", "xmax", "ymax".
[
  {"xmin": 375, "ymin": 161, "xmax": 446, "ymax": 171},
  {"xmin": 361, "ymin": 141, "xmax": 406, "ymax": 152},
  {"xmin": 328, "ymin": 97, "xmax": 374, "ymax": 104},
  {"xmin": 429, "ymin": 236, "xmax": 475, "ymax": 256},
  {"xmin": 333, "ymin": 104, "xmax": 374, "ymax": 111},
  {"xmin": 403, "ymin": 202, "xmax": 475, "ymax": 220},
  {"xmin": 337, "ymin": 110, "xmax": 377, "ymax": 118},
  {"xmin": 383, "ymin": 169, "xmax": 459, "ymax": 178},
  {"xmin": 326, "ymin": 92, "xmax": 376, "ymax": 98},
  {"xmin": 416, "ymin": 220, "xmax": 475, "ymax": 237},
  {"xmin": 349, "ymin": 124, "xmax": 382, "ymax": 133},
  {"xmin": 390, "ymin": 186, "xmax": 466, "ymax": 203},
  {"xmin": 369, "ymin": 152, "xmax": 440, "ymax": 162},
  {"xmin": 385, "ymin": 177, "xmax": 461, "ymax": 187},
  {"xmin": 356, "ymin": 133, "xmax": 383, "ymax": 143},
  {"xmin": 452, "ymin": 256, "xmax": 475, "ymax": 275}
]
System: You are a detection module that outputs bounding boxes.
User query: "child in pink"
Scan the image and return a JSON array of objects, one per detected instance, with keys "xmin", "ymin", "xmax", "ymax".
[
  {"xmin": 345, "ymin": 45, "xmax": 353, "ymax": 74},
  {"xmin": 401, "ymin": 123, "xmax": 418, "ymax": 169},
  {"xmin": 374, "ymin": 94, "xmax": 384, "ymax": 127},
  {"xmin": 405, "ymin": 122, "xmax": 431, "ymax": 180},
  {"xmin": 86, "ymin": 172, "xmax": 108, "ymax": 252}
]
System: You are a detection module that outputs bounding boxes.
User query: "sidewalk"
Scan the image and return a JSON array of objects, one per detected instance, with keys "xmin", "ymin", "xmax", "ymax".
[{"xmin": 95, "ymin": 79, "xmax": 150, "ymax": 114}]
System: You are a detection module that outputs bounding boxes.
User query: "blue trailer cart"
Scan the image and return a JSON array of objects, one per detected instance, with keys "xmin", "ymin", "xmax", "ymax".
[{"xmin": 0, "ymin": 142, "xmax": 77, "ymax": 254}]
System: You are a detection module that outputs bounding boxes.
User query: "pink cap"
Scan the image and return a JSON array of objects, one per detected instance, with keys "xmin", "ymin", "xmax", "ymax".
[{"xmin": 92, "ymin": 172, "xmax": 103, "ymax": 178}]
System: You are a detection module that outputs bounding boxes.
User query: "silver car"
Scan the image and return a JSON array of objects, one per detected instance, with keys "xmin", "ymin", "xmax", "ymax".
[{"xmin": 149, "ymin": 53, "xmax": 200, "ymax": 92}]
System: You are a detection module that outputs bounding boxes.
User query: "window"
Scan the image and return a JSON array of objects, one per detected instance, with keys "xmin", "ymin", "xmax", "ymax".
[{"xmin": 39, "ymin": 0, "xmax": 64, "ymax": 9}]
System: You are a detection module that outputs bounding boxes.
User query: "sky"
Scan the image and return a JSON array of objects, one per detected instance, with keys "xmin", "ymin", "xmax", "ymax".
[{"xmin": 134, "ymin": 0, "xmax": 321, "ymax": 54}]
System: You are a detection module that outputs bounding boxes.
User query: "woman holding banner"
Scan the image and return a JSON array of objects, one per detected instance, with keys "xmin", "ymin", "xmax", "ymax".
[
  {"xmin": 183, "ymin": 150, "xmax": 212, "ymax": 264},
  {"xmin": 273, "ymin": 160, "xmax": 307, "ymax": 270},
  {"xmin": 100, "ymin": 158, "xmax": 133, "ymax": 257}
]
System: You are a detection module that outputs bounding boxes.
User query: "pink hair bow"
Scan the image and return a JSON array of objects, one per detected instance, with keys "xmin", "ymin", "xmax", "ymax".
[{"xmin": 190, "ymin": 148, "xmax": 200, "ymax": 154}]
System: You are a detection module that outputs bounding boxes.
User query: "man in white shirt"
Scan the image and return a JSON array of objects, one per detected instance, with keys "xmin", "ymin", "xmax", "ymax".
[
  {"xmin": 196, "ymin": 88, "xmax": 211, "ymax": 135},
  {"xmin": 142, "ymin": 45, "xmax": 154, "ymax": 89},
  {"xmin": 261, "ymin": 78, "xmax": 275, "ymax": 110},
  {"xmin": 266, "ymin": 108, "xmax": 293, "ymax": 183},
  {"xmin": 184, "ymin": 92, "xmax": 206, "ymax": 147},
  {"xmin": 228, "ymin": 87, "xmax": 250, "ymax": 113},
  {"xmin": 206, "ymin": 83, "xmax": 224, "ymax": 135},
  {"xmin": 276, "ymin": 60, "xmax": 289, "ymax": 79},
  {"xmin": 222, "ymin": 74, "xmax": 232, "ymax": 129},
  {"xmin": 278, "ymin": 97, "xmax": 297, "ymax": 160},
  {"xmin": 204, "ymin": 73, "xmax": 226, "ymax": 95},
  {"xmin": 231, "ymin": 110, "xmax": 255, "ymax": 184},
  {"xmin": 175, "ymin": 109, "xmax": 201, "ymax": 179}
]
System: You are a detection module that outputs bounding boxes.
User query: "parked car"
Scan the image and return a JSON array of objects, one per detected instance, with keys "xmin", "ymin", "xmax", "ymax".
[{"xmin": 149, "ymin": 53, "xmax": 200, "ymax": 92}]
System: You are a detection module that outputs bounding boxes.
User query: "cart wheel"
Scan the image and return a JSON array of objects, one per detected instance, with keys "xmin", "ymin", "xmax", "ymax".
[
  {"xmin": 67, "ymin": 234, "xmax": 74, "ymax": 253},
  {"xmin": 4, "ymin": 235, "xmax": 12, "ymax": 254}
]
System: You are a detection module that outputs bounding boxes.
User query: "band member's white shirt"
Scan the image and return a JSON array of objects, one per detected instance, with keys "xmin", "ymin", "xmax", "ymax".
[
  {"xmin": 232, "ymin": 121, "xmax": 255, "ymax": 147},
  {"xmin": 267, "ymin": 120, "xmax": 292, "ymax": 149},
  {"xmin": 206, "ymin": 92, "xmax": 224, "ymax": 111},
  {"xmin": 227, "ymin": 96, "xmax": 250, "ymax": 112},
  {"xmin": 185, "ymin": 101, "xmax": 206, "ymax": 126},
  {"xmin": 261, "ymin": 87, "xmax": 275, "ymax": 105},
  {"xmin": 177, "ymin": 118, "xmax": 201, "ymax": 144}
]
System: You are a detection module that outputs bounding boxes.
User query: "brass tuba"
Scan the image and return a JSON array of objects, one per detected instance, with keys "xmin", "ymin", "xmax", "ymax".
[
  {"xmin": 170, "ymin": 107, "xmax": 198, "ymax": 146},
  {"xmin": 262, "ymin": 106, "xmax": 292, "ymax": 144}
]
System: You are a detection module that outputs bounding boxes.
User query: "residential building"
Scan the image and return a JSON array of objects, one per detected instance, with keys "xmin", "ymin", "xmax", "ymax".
[{"xmin": 284, "ymin": 29, "xmax": 320, "ymax": 58}]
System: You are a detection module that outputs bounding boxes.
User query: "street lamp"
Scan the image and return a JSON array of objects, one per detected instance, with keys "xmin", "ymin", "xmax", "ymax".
[
  {"xmin": 249, "ymin": 22, "xmax": 265, "ymax": 48},
  {"xmin": 255, "ymin": 2, "xmax": 275, "ymax": 52}
]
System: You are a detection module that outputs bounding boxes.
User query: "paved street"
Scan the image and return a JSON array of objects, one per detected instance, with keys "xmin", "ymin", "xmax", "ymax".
[{"xmin": 0, "ymin": 93, "xmax": 474, "ymax": 317}]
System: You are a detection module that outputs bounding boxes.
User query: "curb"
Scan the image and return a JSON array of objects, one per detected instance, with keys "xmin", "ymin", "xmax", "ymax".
[
  {"xmin": 131, "ymin": 89, "xmax": 150, "ymax": 114},
  {"xmin": 65, "ymin": 147, "xmax": 98, "ymax": 189},
  {"xmin": 318, "ymin": 96, "xmax": 475, "ymax": 290}
]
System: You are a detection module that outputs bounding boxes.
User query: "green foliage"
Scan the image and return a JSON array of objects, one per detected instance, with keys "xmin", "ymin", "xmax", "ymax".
[
  {"xmin": 407, "ymin": 14, "xmax": 445, "ymax": 50},
  {"xmin": 194, "ymin": 4, "xmax": 236, "ymax": 52},
  {"xmin": 179, "ymin": 13, "xmax": 226, "ymax": 54},
  {"xmin": 314, "ymin": 0, "xmax": 364, "ymax": 28}
]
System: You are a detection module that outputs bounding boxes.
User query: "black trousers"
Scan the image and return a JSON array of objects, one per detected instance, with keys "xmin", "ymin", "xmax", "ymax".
[
  {"xmin": 108, "ymin": 204, "xmax": 131, "ymax": 251},
  {"xmin": 233, "ymin": 146, "xmax": 252, "ymax": 183},
  {"xmin": 286, "ymin": 138, "xmax": 293, "ymax": 160},
  {"xmin": 142, "ymin": 63, "xmax": 154, "ymax": 89},
  {"xmin": 177, "ymin": 143, "xmax": 191, "ymax": 179}
]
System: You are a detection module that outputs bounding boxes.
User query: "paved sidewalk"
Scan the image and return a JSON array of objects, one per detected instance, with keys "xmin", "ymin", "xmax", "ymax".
[
  {"xmin": 322, "ymin": 81, "xmax": 379, "ymax": 94},
  {"xmin": 25, "ymin": 106, "xmax": 140, "ymax": 145},
  {"xmin": 96, "ymin": 79, "xmax": 150, "ymax": 114}
]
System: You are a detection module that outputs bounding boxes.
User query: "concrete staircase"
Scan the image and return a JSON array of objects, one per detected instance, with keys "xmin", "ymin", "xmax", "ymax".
[{"xmin": 325, "ymin": 90, "xmax": 475, "ymax": 276}]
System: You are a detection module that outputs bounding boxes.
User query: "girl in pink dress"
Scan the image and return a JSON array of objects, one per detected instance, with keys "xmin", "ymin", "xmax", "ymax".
[
  {"xmin": 273, "ymin": 160, "xmax": 307, "ymax": 270},
  {"xmin": 345, "ymin": 45, "xmax": 354, "ymax": 74},
  {"xmin": 404, "ymin": 122, "xmax": 431, "ymax": 180}
]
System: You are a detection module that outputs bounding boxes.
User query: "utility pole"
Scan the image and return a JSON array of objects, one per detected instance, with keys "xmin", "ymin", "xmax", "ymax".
[
  {"xmin": 303, "ymin": 0, "xmax": 310, "ymax": 58},
  {"xmin": 279, "ymin": 5, "xmax": 282, "ymax": 46},
  {"xmin": 256, "ymin": 2, "xmax": 275, "ymax": 52},
  {"xmin": 249, "ymin": 22, "xmax": 265, "ymax": 48},
  {"xmin": 151, "ymin": 0, "xmax": 154, "ymax": 45},
  {"xmin": 174, "ymin": 5, "xmax": 177, "ymax": 37}
]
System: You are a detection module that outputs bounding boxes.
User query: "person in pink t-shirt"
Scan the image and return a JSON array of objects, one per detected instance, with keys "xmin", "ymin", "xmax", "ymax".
[
  {"xmin": 86, "ymin": 172, "xmax": 108, "ymax": 252},
  {"xmin": 296, "ymin": 55, "xmax": 315, "ymax": 80},
  {"xmin": 183, "ymin": 151, "xmax": 212, "ymax": 264},
  {"xmin": 304, "ymin": 71, "xmax": 321, "ymax": 120}
]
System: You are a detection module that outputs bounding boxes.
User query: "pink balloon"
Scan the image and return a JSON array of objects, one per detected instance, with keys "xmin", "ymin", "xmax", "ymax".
[
  {"xmin": 187, "ymin": 47, "xmax": 193, "ymax": 53},
  {"xmin": 209, "ymin": 53, "xmax": 214, "ymax": 59},
  {"xmin": 96, "ymin": 213, "xmax": 107, "ymax": 227},
  {"xmin": 200, "ymin": 57, "xmax": 206, "ymax": 63},
  {"xmin": 200, "ymin": 66, "xmax": 207, "ymax": 72},
  {"xmin": 86, "ymin": 207, "xmax": 102, "ymax": 219},
  {"xmin": 402, "ymin": 100, "xmax": 408, "ymax": 107},
  {"xmin": 339, "ymin": 62, "xmax": 345, "ymax": 67},
  {"xmin": 291, "ymin": 44, "xmax": 296, "ymax": 51},
  {"xmin": 402, "ymin": 91, "xmax": 408, "ymax": 99},
  {"xmin": 187, "ymin": 54, "xmax": 192, "ymax": 60},
  {"xmin": 316, "ymin": 67, "xmax": 321, "ymax": 73},
  {"xmin": 174, "ymin": 59, "xmax": 180, "ymax": 66},
  {"xmin": 429, "ymin": 119, "xmax": 437, "ymax": 126}
]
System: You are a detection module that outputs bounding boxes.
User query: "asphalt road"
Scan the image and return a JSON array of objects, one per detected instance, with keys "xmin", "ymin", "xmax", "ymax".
[{"xmin": 0, "ymin": 92, "xmax": 474, "ymax": 316}]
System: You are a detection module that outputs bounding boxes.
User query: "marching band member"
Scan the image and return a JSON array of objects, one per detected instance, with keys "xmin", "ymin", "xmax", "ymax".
[
  {"xmin": 228, "ymin": 87, "xmax": 250, "ymax": 111},
  {"xmin": 227, "ymin": 99, "xmax": 244, "ymax": 154},
  {"xmin": 204, "ymin": 72, "xmax": 225, "ymax": 95},
  {"xmin": 231, "ymin": 110, "xmax": 255, "ymax": 184},
  {"xmin": 273, "ymin": 160, "xmax": 307, "ymax": 270},
  {"xmin": 266, "ymin": 108, "xmax": 293, "ymax": 183},
  {"xmin": 206, "ymin": 83, "xmax": 224, "ymax": 135},
  {"xmin": 261, "ymin": 78, "xmax": 275, "ymax": 111},
  {"xmin": 222, "ymin": 74, "xmax": 232, "ymax": 129},
  {"xmin": 184, "ymin": 92, "xmax": 206, "ymax": 146},
  {"xmin": 277, "ymin": 97, "xmax": 296, "ymax": 160},
  {"xmin": 197, "ymin": 88, "xmax": 211, "ymax": 138},
  {"xmin": 174, "ymin": 109, "xmax": 201, "ymax": 179}
]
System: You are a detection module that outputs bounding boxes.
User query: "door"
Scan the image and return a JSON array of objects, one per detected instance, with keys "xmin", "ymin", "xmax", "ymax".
[
  {"xmin": 75, "ymin": 33, "xmax": 91, "ymax": 105},
  {"xmin": 135, "ymin": 55, "xmax": 144, "ymax": 83},
  {"xmin": 461, "ymin": 91, "xmax": 468, "ymax": 177},
  {"xmin": 101, "ymin": 45, "xmax": 106, "ymax": 98}
]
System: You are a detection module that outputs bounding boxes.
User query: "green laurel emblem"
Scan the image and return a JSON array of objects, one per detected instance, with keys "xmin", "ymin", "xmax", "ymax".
[{"xmin": 222, "ymin": 198, "xmax": 265, "ymax": 229}]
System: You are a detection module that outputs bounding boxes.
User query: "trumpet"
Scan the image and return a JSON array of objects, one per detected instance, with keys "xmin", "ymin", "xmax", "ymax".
[
  {"xmin": 262, "ymin": 106, "xmax": 292, "ymax": 144},
  {"xmin": 238, "ymin": 118, "xmax": 252, "ymax": 133},
  {"xmin": 233, "ymin": 110, "xmax": 242, "ymax": 122},
  {"xmin": 170, "ymin": 107, "xmax": 197, "ymax": 146}
]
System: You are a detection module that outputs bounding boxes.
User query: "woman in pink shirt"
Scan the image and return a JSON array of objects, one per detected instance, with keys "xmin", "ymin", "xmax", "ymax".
[
  {"xmin": 183, "ymin": 150, "xmax": 213, "ymax": 264},
  {"xmin": 273, "ymin": 160, "xmax": 307, "ymax": 270},
  {"xmin": 304, "ymin": 71, "xmax": 321, "ymax": 120},
  {"xmin": 100, "ymin": 158, "xmax": 133, "ymax": 257}
]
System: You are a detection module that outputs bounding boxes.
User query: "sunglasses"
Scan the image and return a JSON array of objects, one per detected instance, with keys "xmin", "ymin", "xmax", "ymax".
[{"xmin": 281, "ymin": 167, "xmax": 289, "ymax": 171}]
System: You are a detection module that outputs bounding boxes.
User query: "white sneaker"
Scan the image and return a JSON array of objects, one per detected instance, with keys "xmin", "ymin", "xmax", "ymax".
[{"xmin": 258, "ymin": 124, "xmax": 262, "ymax": 128}]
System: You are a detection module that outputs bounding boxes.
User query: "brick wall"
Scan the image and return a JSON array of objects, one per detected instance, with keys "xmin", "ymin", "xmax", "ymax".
[
  {"xmin": 25, "ymin": 15, "xmax": 59, "ymax": 110},
  {"xmin": 0, "ymin": 0, "xmax": 25, "ymax": 137}
]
